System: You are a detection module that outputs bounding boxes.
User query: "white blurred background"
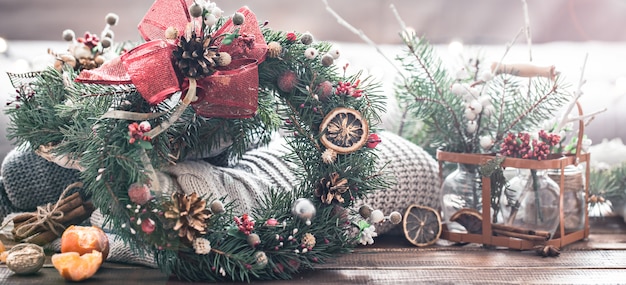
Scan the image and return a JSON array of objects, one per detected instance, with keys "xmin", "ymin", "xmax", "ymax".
[{"xmin": 0, "ymin": 0, "xmax": 625, "ymax": 163}]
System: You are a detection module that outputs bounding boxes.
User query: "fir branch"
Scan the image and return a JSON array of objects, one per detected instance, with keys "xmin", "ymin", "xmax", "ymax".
[
  {"xmin": 285, "ymin": 100, "xmax": 322, "ymax": 152},
  {"xmin": 497, "ymin": 81, "xmax": 558, "ymax": 141}
]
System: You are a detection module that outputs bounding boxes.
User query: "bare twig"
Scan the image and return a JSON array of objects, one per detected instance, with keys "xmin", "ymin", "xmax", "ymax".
[
  {"xmin": 321, "ymin": 0, "xmax": 402, "ymax": 74},
  {"xmin": 555, "ymin": 53, "xmax": 589, "ymax": 132},
  {"xmin": 521, "ymin": 0, "xmax": 533, "ymax": 61},
  {"xmin": 489, "ymin": 27, "xmax": 524, "ymax": 89}
]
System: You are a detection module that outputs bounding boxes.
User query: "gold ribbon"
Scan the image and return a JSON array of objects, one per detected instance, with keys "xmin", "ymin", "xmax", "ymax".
[
  {"xmin": 98, "ymin": 78, "xmax": 197, "ymax": 139},
  {"xmin": 96, "ymin": 79, "xmax": 198, "ymax": 194}
]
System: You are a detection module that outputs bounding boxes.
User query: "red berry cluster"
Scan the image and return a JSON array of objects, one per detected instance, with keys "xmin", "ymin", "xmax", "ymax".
[
  {"xmin": 500, "ymin": 131, "xmax": 560, "ymax": 160},
  {"xmin": 234, "ymin": 213, "xmax": 255, "ymax": 235},
  {"xmin": 335, "ymin": 80, "xmax": 363, "ymax": 98},
  {"xmin": 128, "ymin": 121, "xmax": 152, "ymax": 144},
  {"xmin": 77, "ymin": 32, "xmax": 100, "ymax": 49}
]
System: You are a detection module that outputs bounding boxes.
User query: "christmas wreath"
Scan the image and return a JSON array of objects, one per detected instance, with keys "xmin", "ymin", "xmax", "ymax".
[{"xmin": 5, "ymin": 0, "xmax": 391, "ymax": 282}]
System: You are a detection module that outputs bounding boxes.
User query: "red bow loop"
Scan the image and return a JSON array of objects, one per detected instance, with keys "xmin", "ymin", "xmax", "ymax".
[
  {"xmin": 138, "ymin": 0, "xmax": 194, "ymax": 41},
  {"xmin": 74, "ymin": 57, "xmax": 132, "ymax": 84},
  {"xmin": 214, "ymin": 7, "xmax": 268, "ymax": 64},
  {"xmin": 120, "ymin": 40, "xmax": 182, "ymax": 105}
]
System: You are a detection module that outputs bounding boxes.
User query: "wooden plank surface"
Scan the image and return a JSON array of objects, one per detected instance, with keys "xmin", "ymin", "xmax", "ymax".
[{"xmin": 0, "ymin": 217, "xmax": 624, "ymax": 284}]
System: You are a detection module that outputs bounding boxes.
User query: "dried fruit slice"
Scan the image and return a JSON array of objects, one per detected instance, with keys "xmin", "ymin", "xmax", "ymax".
[
  {"xmin": 403, "ymin": 204, "xmax": 442, "ymax": 247},
  {"xmin": 449, "ymin": 208, "xmax": 483, "ymax": 234},
  {"xmin": 319, "ymin": 107, "xmax": 369, "ymax": 154},
  {"xmin": 51, "ymin": 250, "xmax": 103, "ymax": 282}
]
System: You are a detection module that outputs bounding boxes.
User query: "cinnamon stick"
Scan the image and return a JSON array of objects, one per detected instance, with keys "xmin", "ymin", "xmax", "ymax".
[
  {"xmin": 26, "ymin": 230, "xmax": 59, "ymax": 246},
  {"xmin": 12, "ymin": 192, "xmax": 83, "ymax": 225},
  {"xmin": 491, "ymin": 223, "xmax": 551, "ymax": 239},
  {"xmin": 492, "ymin": 228, "xmax": 550, "ymax": 242},
  {"xmin": 12, "ymin": 192, "xmax": 84, "ymax": 237},
  {"xmin": 60, "ymin": 201, "xmax": 95, "ymax": 226}
]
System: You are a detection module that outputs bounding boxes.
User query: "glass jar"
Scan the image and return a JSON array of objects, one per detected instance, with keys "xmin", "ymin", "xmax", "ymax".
[
  {"xmin": 548, "ymin": 165, "xmax": 585, "ymax": 232},
  {"xmin": 441, "ymin": 163, "xmax": 482, "ymax": 232},
  {"xmin": 500, "ymin": 169, "xmax": 560, "ymax": 234}
]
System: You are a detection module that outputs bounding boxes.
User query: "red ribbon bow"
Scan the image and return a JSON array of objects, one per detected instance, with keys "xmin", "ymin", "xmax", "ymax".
[{"xmin": 76, "ymin": 0, "xmax": 267, "ymax": 119}]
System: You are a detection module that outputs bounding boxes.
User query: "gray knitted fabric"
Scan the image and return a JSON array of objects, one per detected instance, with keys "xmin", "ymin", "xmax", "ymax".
[
  {"xmin": 0, "ymin": 148, "xmax": 84, "ymax": 221},
  {"xmin": 233, "ymin": 138, "xmax": 297, "ymax": 193},
  {"xmin": 0, "ymin": 178, "xmax": 17, "ymax": 220},
  {"xmin": 354, "ymin": 131, "xmax": 441, "ymax": 235}
]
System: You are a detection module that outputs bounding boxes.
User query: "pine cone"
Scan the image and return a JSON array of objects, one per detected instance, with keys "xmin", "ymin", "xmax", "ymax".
[
  {"xmin": 314, "ymin": 172, "xmax": 349, "ymax": 204},
  {"xmin": 173, "ymin": 32, "xmax": 217, "ymax": 79},
  {"xmin": 164, "ymin": 192, "xmax": 212, "ymax": 243},
  {"xmin": 301, "ymin": 233, "xmax": 316, "ymax": 249}
]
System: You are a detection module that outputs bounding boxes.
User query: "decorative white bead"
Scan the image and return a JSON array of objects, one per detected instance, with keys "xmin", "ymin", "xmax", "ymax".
[
  {"xmin": 464, "ymin": 108, "xmax": 477, "ymax": 120},
  {"xmin": 466, "ymin": 120, "xmax": 478, "ymax": 133},
  {"xmin": 480, "ymin": 136, "xmax": 494, "ymax": 149},
  {"xmin": 370, "ymin": 210, "xmax": 384, "ymax": 223}
]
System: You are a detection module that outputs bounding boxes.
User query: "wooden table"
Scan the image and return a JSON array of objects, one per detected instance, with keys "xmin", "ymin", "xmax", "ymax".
[{"xmin": 1, "ymin": 217, "xmax": 625, "ymax": 284}]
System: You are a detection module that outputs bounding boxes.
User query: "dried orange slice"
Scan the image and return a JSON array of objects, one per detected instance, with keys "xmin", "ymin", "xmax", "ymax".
[
  {"xmin": 319, "ymin": 107, "xmax": 369, "ymax": 154},
  {"xmin": 403, "ymin": 204, "xmax": 442, "ymax": 247},
  {"xmin": 51, "ymin": 250, "xmax": 103, "ymax": 282},
  {"xmin": 449, "ymin": 208, "xmax": 483, "ymax": 234}
]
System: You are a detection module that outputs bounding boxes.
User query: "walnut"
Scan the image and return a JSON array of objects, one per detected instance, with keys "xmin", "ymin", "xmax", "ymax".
[{"xmin": 5, "ymin": 243, "xmax": 45, "ymax": 275}]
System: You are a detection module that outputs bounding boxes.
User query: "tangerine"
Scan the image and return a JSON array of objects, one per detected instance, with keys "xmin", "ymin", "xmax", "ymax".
[
  {"xmin": 61, "ymin": 225, "xmax": 109, "ymax": 261},
  {"xmin": 51, "ymin": 250, "xmax": 102, "ymax": 281}
]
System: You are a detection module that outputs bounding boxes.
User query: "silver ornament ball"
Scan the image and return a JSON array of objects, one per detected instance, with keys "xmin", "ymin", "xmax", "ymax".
[{"xmin": 292, "ymin": 198, "xmax": 316, "ymax": 220}]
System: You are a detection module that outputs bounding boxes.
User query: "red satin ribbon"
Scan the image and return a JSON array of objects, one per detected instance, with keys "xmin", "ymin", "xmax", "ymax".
[{"xmin": 75, "ymin": 0, "xmax": 267, "ymax": 118}]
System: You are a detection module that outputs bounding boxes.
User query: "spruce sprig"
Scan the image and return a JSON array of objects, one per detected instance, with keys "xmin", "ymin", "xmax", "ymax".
[{"xmin": 394, "ymin": 33, "xmax": 572, "ymax": 155}]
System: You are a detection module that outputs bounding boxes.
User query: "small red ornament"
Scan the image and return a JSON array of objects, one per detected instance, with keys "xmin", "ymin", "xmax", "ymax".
[
  {"xmin": 335, "ymin": 80, "xmax": 363, "ymax": 98},
  {"xmin": 128, "ymin": 183, "xmax": 153, "ymax": 205},
  {"xmin": 286, "ymin": 32, "xmax": 297, "ymax": 42},
  {"xmin": 277, "ymin": 70, "xmax": 298, "ymax": 93},
  {"xmin": 366, "ymin": 133, "xmax": 381, "ymax": 148},
  {"xmin": 141, "ymin": 218, "xmax": 156, "ymax": 234},
  {"xmin": 316, "ymin": 80, "xmax": 333, "ymax": 101},
  {"xmin": 265, "ymin": 218, "xmax": 278, "ymax": 227}
]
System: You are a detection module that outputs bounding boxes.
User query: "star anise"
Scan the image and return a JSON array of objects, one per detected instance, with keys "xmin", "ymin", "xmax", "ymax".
[
  {"xmin": 163, "ymin": 192, "xmax": 212, "ymax": 243},
  {"xmin": 314, "ymin": 172, "xmax": 349, "ymax": 204},
  {"xmin": 534, "ymin": 244, "xmax": 560, "ymax": 257}
]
